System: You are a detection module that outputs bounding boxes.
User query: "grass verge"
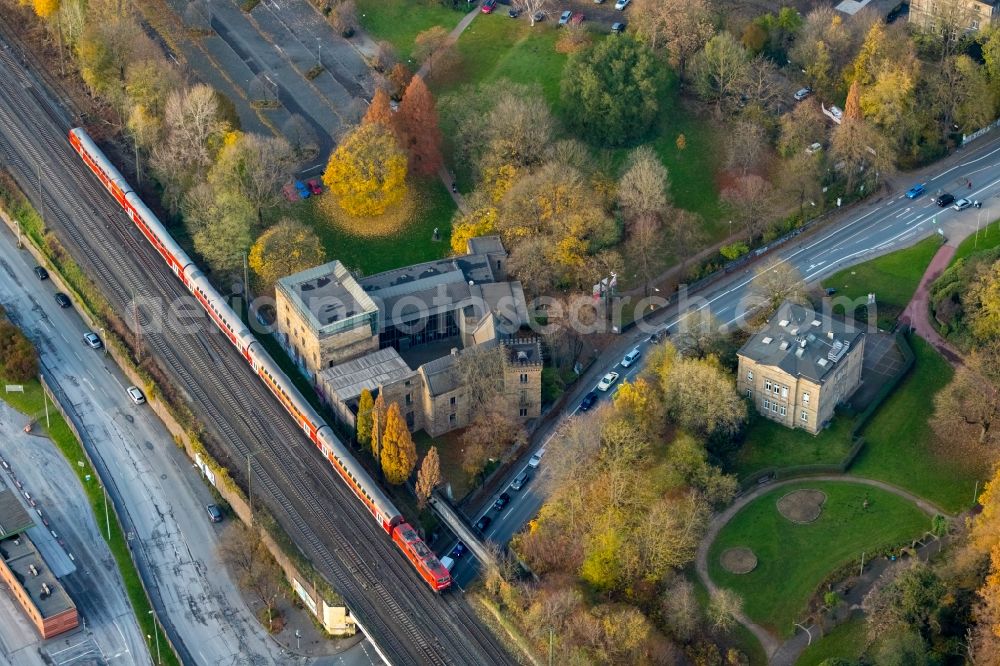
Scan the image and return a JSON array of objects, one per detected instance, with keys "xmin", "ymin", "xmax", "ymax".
[
  {"xmin": 355, "ymin": 0, "xmax": 465, "ymax": 60},
  {"xmin": 0, "ymin": 376, "xmax": 179, "ymax": 666},
  {"xmin": 292, "ymin": 178, "xmax": 455, "ymax": 276},
  {"xmin": 821, "ymin": 235, "xmax": 942, "ymax": 330},
  {"xmin": 951, "ymin": 217, "xmax": 1000, "ymax": 265},
  {"xmin": 726, "ymin": 412, "xmax": 855, "ymax": 480},
  {"xmin": 850, "ymin": 336, "xmax": 980, "ymax": 513},
  {"xmin": 707, "ymin": 481, "xmax": 930, "ymax": 636},
  {"xmin": 795, "ymin": 614, "xmax": 867, "ymax": 666}
]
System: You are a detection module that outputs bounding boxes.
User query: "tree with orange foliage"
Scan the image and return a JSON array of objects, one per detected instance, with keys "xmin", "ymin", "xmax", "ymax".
[
  {"xmin": 381, "ymin": 402, "xmax": 417, "ymax": 485},
  {"xmin": 363, "ymin": 88, "xmax": 396, "ymax": 131},
  {"xmin": 388, "ymin": 63, "xmax": 412, "ymax": 101},
  {"xmin": 397, "ymin": 76, "xmax": 444, "ymax": 177},
  {"xmin": 415, "ymin": 447, "xmax": 441, "ymax": 509},
  {"xmin": 844, "ymin": 78, "xmax": 862, "ymax": 121}
]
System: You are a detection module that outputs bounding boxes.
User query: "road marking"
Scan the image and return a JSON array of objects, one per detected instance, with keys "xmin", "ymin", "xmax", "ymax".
[{"xmin": 895, "ymin": 208, "xmax": 911, "ymax": 218}]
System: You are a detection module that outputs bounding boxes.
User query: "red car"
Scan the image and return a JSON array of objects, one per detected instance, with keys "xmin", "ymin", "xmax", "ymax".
[
  {"xmin": 481, "ymin": 0, "xmax": 497, "ymax": 12},
  {"xmin": 306, "ymin": 178, "xmax": 323, "ymax": 195}
]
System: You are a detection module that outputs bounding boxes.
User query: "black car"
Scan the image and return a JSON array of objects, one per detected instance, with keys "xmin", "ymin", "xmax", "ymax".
[
  {"xmin": 579, "ymin": 391, "xmax": 598, "ymax": 412},
  {"xmin": 508, "ymin": 7, "xmax": 519, "ymax": 17},
  {"xmin": 611, "ymin": 21, "xmax": 626, "ymax": 33},
  {"xmin": 54, "ymin": 292, "xmax": 71, "ymax": 308},
  {"xmin": 34, "ymin": 266, "xmax": 49, "ymax": 280},
  {"xmin": 494, "ymin": 492, "xmax": 511, "ymax": 511},
  {"xmin": 936, "ymin": 192, "xmax": 955, "ymax": 207},
  {"xmin": 475, "ymin": 515, "xmax": 492, "ymax": 533},
  {"xmin": 450, "ymin": 542, "xmax": 466, "ymax": 558}
]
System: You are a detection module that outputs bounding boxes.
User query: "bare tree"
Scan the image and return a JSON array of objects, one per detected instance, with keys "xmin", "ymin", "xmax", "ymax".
[
  {"xmin": 691, "ymin": 32, "xmax": 750, "ymax": 116},
  {"xmin": 781, "ymin": 152, "xmax": 824, "ymax": 221},
  {"xmin": 217, "ymin": 521, "xmax": 285, "ymax": 624},
  {"xmin": 455, "ymin": 344, "xmax": 506, "ymax": 411},
  {"xmin": 210, "ymin": 133, "xmax": 295, "ymax": 223},
  {"xmin": 708, "ymin": 588, "xmax": 744, "ymax": 632},
  {"xmin": 618, "ymin": 145, "xmax": 670, "ymax": 224},
  {"xmin": 666, "ymin": 208, "xmax": 706, "ymax": 274},
  {"xmin": 778, "ymin": 100, "xmax": 826, "ymax": 158},
  {"xmin": 933, "ymin": 344, "xmax": 1000, "ymax": 446},
  {"xmin": 633, "ymin": 0, "xmax": 714, "ymax": 76},
  {"xmin": 750, "ymin": 258, "xmax": 807, "ymax": 315},
  {"xmin": 514, "ymin": 0, "xmax": 550, "ymax": 26},
  {"xmin": 830, "ymin": 118, "xmax": 895, "ymax": 192},
  {"xmin": 740, "ymin": 54, "xmax": 784, "ymax": 114},
  {"xmin": 626, "ymin": 212, "xmax": 664, "ymax": 296},
  {"xmin": 720, "ymin": 174, "xmax": 774, "ymax": 242},
  {"xmin": 415, "ymin": 446, "xmax": 442, "ymax": 509},
  {"xmin": 725, "ymin": 119, "xmax": 767, "ymax": 176},
  {"xmin": 282, "ymin": 114, "xmax": 319, "ymax": 159}
]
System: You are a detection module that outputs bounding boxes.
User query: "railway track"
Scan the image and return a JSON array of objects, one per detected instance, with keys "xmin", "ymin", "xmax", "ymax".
[{"xmin": 0, "ymin": 40, "xmax": 513, "ymax": 666}]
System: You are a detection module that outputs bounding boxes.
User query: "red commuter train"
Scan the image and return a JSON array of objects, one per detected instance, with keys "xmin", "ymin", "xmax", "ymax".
[{"xmin": 68, "ymin": 128, "xmax": 451, "ymax": 591}]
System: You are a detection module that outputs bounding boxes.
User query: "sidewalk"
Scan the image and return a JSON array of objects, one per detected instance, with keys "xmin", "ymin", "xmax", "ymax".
[{"xmin": 899, "ymin": 244, "xmax": 964, "ymax": 366}]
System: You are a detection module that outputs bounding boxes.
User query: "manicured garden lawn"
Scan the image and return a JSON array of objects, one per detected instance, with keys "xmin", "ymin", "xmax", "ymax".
[
  {"xmin": 291, "ymin": 178, "xmax": 455, "ymax": 276},
  {"xmin": 822, "ymin": 235, "xmax": 943, "ymax": 330},
  {"xmin": 851, "ymin": 336, "xmax": 979, "ymax": 513},
  {"xmin": 687, "ymin": 569, "xmax": 767, "ymax": 666},
  {"xmin": 355, "ymin": 0, "xmax": 465, "ymax": 60},
  {"xmin": 726, "ymin": 412, "xmax": 856, "ymax": 481},
  {"xmin": 795, "ymin": 615, "xmax": 867, "ymax": 666},
  {"xmin": 708, "ymin": 481, "xmax": 930, "ymax": 636},
  {"xmin": 951, "ymin": 217, "xmax": 1000, "ymax": 265}
]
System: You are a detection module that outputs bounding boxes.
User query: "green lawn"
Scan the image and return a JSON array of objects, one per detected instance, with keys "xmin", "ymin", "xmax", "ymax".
[
  {"xmin": 822, "ymin": 235, "xmax": 943, "ymax": 330},
  {"xmin": 726, "ymin": 412, "xmax": 856, "ymax": 481},
  {"xmin": 292, "ymin": 178, "xmax": 455, "ymax": 276},
  {"xmin": 951, "ymin": 217, "xmax": 1000, "ymax": 265},
  {"xmin": 850, "ymin": 336, "xmax": 980, "ymax": 513},
  {"xmin": 687, "ymin": 568, "xmax": 767, "ymax": 666},
  {"xmin": 0, "ymin": 377, "xmax": 179, "ymax": 665},
  {"xmin": 356, "ymin": 0, "xmax": 465, "ymax": 60},
  {"xmin": 795, "ymin": 615, "xmax": 867, "ymax": 666},
  {"xmin": 708, "ymin": 481, "xmax": 930, "ymax": 636}
]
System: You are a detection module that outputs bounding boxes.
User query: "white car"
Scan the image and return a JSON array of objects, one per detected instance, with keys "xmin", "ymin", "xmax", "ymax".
[
  {"xmin": 953, "ymin": 198, "xmax": 972, "ymax": 211},
  {"xmin": 83, "ymin": 331, "xmax": 102, "ymax": 349},
  {"xmin": 805, "ymin": 142, "xmax": 822, "ymax": 155},
  {"xmin": 528, "ymin": 448, "xmax": 546, "ymax": 468},
  {"xmin": 126, "ymin": 386, "xmax": 146, "ymax": 405},
  {"xmin": 615, "ymin": 0, "xmax": 630, "ymax": 8},
  {"xmin": 597, "ymin": 372, "xmax": 619, "ymax": 392},
  {"xmin": 621, "ymin": 348, "xmax": 641, "ymax": 367},
  {"xmin": 793, "ymin": 87, "xmax": 812, "ymax": 101}
]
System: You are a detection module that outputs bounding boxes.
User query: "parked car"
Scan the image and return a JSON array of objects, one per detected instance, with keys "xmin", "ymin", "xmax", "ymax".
[
  {"xmin": 953, "ymin": 198, "xmax": 972, "ymax": 211},
  {"xmin": 494, "ymin": 492, "xmax": 511, "ymax": 510},
  {"xmin": 54, "ymin": 292, "xmax": 71, "ymax": 308},
  {"xmin": 34, "ymin": 266, "xmax": 49, "ymax": 280},
  {"xmin": 282, "ymin": 183, "xmax": 300, "ymax": 202},
  {"xmin": 826, "ymin": 105, "xmax": 843, "ymax": 122},
  {"xmin": 205, "ymin": 504, "xmax": 223, "ymax": 523},
  {"xmin": 481, "ymin": 0, "xmax": 497, "ymax": 13},
  {"xmin": 621, "ymin": 348, "xmax": 641, "ymax": 368},
  {"xmin": 306, "ymin": 178, "xmax": 323, "ymax": 195},
  {"xmin": 611, "ymin": 21, "xmax": 626, "ymax": 34},
  {"xmin": 528, "ymin": 448, "xmax": 545, "ymax": 468},
  {"xmin": 905, "ymin": 183, "xmax": 926, "ymax": 199},
  {"xmin": 83, "ymin": 331, "xmax": 102, "ymax": 349},
  {"xmin": 532, "ymin": 11, "xmax": 544, "ymax": 22},
  {"xmin": 805, "ymin": 142, "xmax": 822, "ymax": 155},
  {"xmin": 614, "ymin": 0, "xmax": 631, "ymax": 8},
  {"xmin": 650, "ymin": 328, "xmax": 670, "ymax": 343},
  {"xmin": 450, "ymin": 542, "xmax": 467, "ymax": 558},
  {"xmin": 597, "ymin": 371, "xmax": 619, "ymax": 392},
  {"xmin": 508, "ymin": 7, "xmax": 520, "ymax": 17},
  {"xmin": 559, "ymin": 10, "xmax": 572, "ymax": 24},
  {"xmin": 475, "ymin": 515, "xmax": 492, "ymax": 532},
  {"xmin": 579, "ymin": 391, "xmax": 598, "ymax": 412},
  {"xmin": 793, "ymin": 87, "xmax": 812, "ymax": 101},
  {"xmin": 935, "ymin": 192, "xmax": 955, "ymax": 207},
  {"xmin": 126, "ymin": 385, "xmax": 146, "ymax": 405},
  {"xmin": 294, "ymin": 180, "xmax": 311, "ymax": 199},
  {"xmin": 825, "ymin": 287, "xmax": 837, "ymax": 296}
]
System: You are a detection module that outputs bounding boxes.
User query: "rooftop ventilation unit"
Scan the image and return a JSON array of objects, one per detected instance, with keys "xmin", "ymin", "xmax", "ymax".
[
  {"xmin": 779, "ymin": 341, "xmax": 790, "ymax": 350},
  {"xmin": 790, "ymin": 327, "xmax": 800, "ymax": 336},
  {"xmin": 811, "ymin": 319, "xmax": 821, "ymax": 327},
  {"xmin": 795, "ymin": 347, "xmax": 805, "ymax": 358},
  {"xmin": 29, "ymin": 564, "xmax": 38, "ymax": 576},
  {"xmin": 827, "ymin": 331, "xmax": 835, "ymax": 339},
  {"xmin": 828, "ymin": 339, "xmax": 851, "ymax": 362},
  {"xmin": 517, "ymin": 350, "xmax": 529, "ymax": 362},
  {"xmin": 40, "ymin": 583, "xmax": 50, "ymax": 598},
  {"xmin": 817, "ymin": 358, "xmax": 829, "ymax": 367},
  {"xmin": 806, "ymin": 333, "xmax": 817, "ymax": 343},
  {"xmin": 762, "ymin": 336, "xmax": 773, "ymax": 344},
  {"xmin": 799, "ymin": 339, "xmax": 807, "ymax": 349},
  {"xmin": 779, "ymin": 319, "xmax": 790, "ymax": 327}
]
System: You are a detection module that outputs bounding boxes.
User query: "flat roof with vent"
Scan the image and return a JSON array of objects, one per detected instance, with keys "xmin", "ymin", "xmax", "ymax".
[
  {"xmin": 739, "ymin": 302, "xmax": 865, "ymax": 383},
  {"xmin": 277, "ymin": 260, "xmax": 379, "ymax": 335},
  {"xmin": 1, "ymin": 534, "xmax": 74, "ymax": 619}
]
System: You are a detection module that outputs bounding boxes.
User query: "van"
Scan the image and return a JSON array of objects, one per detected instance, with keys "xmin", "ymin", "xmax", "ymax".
[
  {"xmin": 510, "ymin": 469, "xmax": 530, "ymax": 491},
  {"xmin": 440, "ymin": 555, "xmax": 455, "ymax": 572},
  {"xmin": 621, "ymin": 348, "xmax": 641, "ymax": 368},
  {"xmin": 206, "ymin": 504, "xmax": 223, "ymax": 523}
]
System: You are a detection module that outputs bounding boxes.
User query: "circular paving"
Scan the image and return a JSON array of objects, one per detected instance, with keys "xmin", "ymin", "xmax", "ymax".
[
  {"xmin": 720, "ymin": 547, "xmax": 758, "ymax": 574},
  {"xmin": 777, "ymin": 489, "xmax": 827, "ymax": 524}
]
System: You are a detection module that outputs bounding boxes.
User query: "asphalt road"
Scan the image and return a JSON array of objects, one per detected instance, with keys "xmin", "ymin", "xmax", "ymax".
[{"xmin": 451, "ymin": 134, "xmax": 1000, "ymax": 585}]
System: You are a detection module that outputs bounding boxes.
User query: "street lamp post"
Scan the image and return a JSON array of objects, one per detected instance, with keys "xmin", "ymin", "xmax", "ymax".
[
  {"xmin": 147, "ymin": 609, "xmax": 161, "ymax": 665},
  {"xmin": 316, "ymin": 37, "xmax": 322, "ymax": 68},
  {"xmin": 99, "ymin": 326, "xmax": 107, "ymax": 356}
]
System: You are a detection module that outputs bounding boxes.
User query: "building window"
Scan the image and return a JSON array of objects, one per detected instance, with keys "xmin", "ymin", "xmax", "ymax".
[
  {"xmin": 449, "ymin": 413, "xmax": 456, "ymax": 424},
  {"xmin": 773, "ymin": 384, "xmax": 780, "ymax": 396},
  {"xmin": 781, "ymin": 387, "xmax": 788, "ymax": 399},
  {"xmin": 450, "ymin": 396, "xmax": 456, "ymax": 406},
  {"xmin": 802, "ymin": 392, "xmax": 810, "ymax": 404},
  {"xmin": 763, "ymin": 398, "xmax": 771, "ymax": 411},
  {"xmin": 746, "ymin": 389, "xmax": 752, "ymax": 398},
  {"xmin": 406, "ymin": 411, "xmax": 414, "ymax": 428},
  {"xmin": 520, "ymin": 373, "xmax": 528, "ymax": 383},
  {"xmin": 747, "ymin": 370, "xmax": 753, "ymax": 381},
  {"xmin": 405, "ymin": 393, "xmax": 412, "ymax": 406},
  {"xmin": 801, "ymin": 410, "xmax": 809, "ymax": 423},
  {"xmin": 519, "ymin": 408, "xmax": 528, "ymax": 417},
  {"xmin": 771, "ymin": 402, "xmax": 778, "ymax": 413},
  {"xmin": 779, "ymin": 405, "xmax": 786, "ymax": 417},
  {"xmin": 764, "ymin": 379, "xmax": 772, "ymax": 392}
]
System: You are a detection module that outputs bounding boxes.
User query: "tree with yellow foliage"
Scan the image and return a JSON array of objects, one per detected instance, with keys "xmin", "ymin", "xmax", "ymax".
[
  {"xmin": 30, "ymin": 0, "xmax": 60, "ymax": 19},
  {"xmin": 415, "ymin": 446, "xmax": 441, "ymax": 509},
  {"xmin": 322, "ymin": 123, "xmax": 408, "ymax": 218},
  {"xmin": 450, "ymin": 206, "xmax": 498, "ymax": 255},
  {"xmin": 380, "ymin": 402, "xmax": 417, "ymax": 485},
  {"xmin": 356, "ymin": 389, "xmax": 374, "ymax": 453},
  {"xmin": 370, "ymin": 392, "xmax": 387, "ymax": 465},
  {"xmin": 248, "ymin": 219, "xmax": 326, "ymax": 292}
]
